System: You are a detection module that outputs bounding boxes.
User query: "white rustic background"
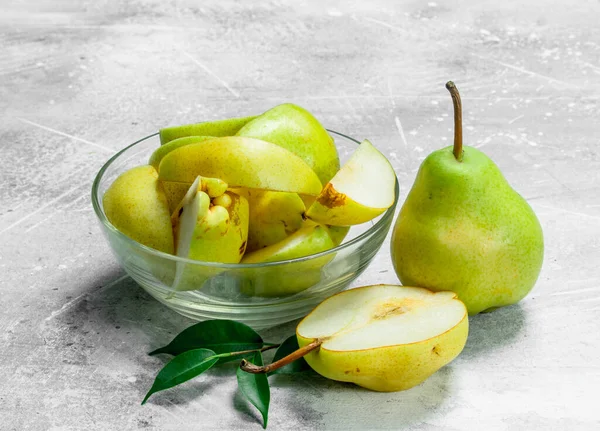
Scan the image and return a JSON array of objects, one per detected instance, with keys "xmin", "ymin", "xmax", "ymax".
[{"xmin": 1, "ymin": 1, "xmax": 599, "ymax": 429}]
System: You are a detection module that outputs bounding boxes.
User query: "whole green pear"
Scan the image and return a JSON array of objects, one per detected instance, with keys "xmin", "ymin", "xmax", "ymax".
[{"xmin": 391, "ymin": 82, "xmax": 544, "ymax": 315}]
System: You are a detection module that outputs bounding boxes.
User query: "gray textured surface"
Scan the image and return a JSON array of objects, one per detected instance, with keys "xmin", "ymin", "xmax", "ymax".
[{"xmin": 1, "ymin": 1, "xmax": 599, "ymax": 430}]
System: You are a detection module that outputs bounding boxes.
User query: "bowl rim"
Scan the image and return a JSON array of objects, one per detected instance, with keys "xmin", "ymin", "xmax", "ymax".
[{"xmin": 91, "ymin": 130, "xmax": 399, "ymax": 268}]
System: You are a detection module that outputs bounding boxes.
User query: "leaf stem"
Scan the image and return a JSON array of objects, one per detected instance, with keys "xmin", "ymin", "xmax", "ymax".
[
  {"xmin": 239, "ymin": 339, "xmax": 323, "ymax": 374},
  {"xmin": 445, "ymin": 81, "xmax": 463, "ymax": 162},
  {"xmin": 216, "ymin": 344, "xmax": 280, "ymax": 359}
]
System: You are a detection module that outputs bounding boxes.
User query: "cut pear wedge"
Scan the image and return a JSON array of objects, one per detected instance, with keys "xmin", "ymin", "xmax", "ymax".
[
  {"xmin": 158, "ymin": 137, "xmax": 323, "ymax": 196},
  {"xmin": 296, "ymin": 285, "xmax": 468, "ymax": 392},
  {"xmin": 241, "ymin": 225, "xmax": 334, "ymax": 264},
  {"xmin": 149, "ymin": 135, "xmax": 213, "ymax": 170},
  {"xmin": 159, "ymin": 115, "xmax": 257, "ymax": 144},
  {"xmin": 171, "ymin": 176, "xmax": 249, "ymax": 290},
  {"xmin": 239, "ymin": 225, "xmax": 335, "ymax": 297},
  {"xmin": 305, "ymin": 140, "xmax": 396, "ymax": 226}
]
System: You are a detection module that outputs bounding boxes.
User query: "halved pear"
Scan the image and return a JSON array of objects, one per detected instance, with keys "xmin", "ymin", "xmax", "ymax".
[
  {"xmin": 159, "ymin": 115, "xmax": 257, "ymax": 144},
  {"xmin": 103, "ymin": 165, "xmax": 174, "ymax": 254},
  {"xmin": 240, "ymin": 225, "xmax": 335, "ymax": 297},
  {"xmin": 149, "ymin": 135, "xmax": 213, "ymax": 170},
  {"xmin": 158, "ymin": 137, "xmax": 322, "ymax": 196},
  {"xmin": 172, "ymin": 177, "xmax": 249, "ymax": 290},
  {"xmin": 305, "ymin": 140, "xmax": 396, "ymax": 226},
  {"xmin": 296, "ymin": 285, "xmax": 468, "ymax": 391}
]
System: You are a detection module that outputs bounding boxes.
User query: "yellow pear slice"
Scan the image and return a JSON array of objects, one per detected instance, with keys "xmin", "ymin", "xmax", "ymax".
[
  {"xmin": 171, "ymin": 177, "xmax": 249, "ymax": 290},
  {"xmin": 296, "ymin": 285, "xmax": 468, "ymax": 391},
  {"xmin": 103, "ymin": 165, "xmax": 174, "ymax": 254},
  {"xmin": 158, "ymin": 136, "xmax": 322, "ymax": 196},
  {"xmin": 166, "ymin": 175, "xmax": 228, "ymax": 215},
  {"xmin": 233, "ymin": 188, "xmax": 306, "ymax": 253},
  {"xmin": 305, "ymin": 140, "xmax": 396, "ymax": 226},
  {"xmin": 149, "ymin": 135, "xmax": 213, "ymax": 170}
]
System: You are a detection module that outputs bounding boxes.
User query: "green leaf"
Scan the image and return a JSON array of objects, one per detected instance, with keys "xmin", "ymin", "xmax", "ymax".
[
  {"xmin": 149, "ymin": 319, "xmax": 263, "ymax": 361},
  {"xmin": 236, "ymin": 352, "xmax": 270, "ymax": 429},
  {"xmin": 142, "ymin": 348, "xmax": 218, "ymax": 404},
  {"xmin": 269, "ymin": 335, "xmax": 311, "ymax": 375}
]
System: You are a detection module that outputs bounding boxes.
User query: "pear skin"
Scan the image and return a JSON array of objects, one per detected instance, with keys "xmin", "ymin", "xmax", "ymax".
[
  {"xmin": 240, "ymin": 225, "xmax": 335, "ymax": 297},
  {"xmin": 103, "ymin": 165, "xmax": 174, "ymax": 254},
  {"xmin": 159, "ymin": 115, "xmax": 257, "ymax": 144},
  {"xmin": 149, "ymin": 135, "xmax": 213, "ymax": 170},
  {"xmin": 236, "ymin": 103, "xmax": 339, "ymax": 184},
  {"xmin": 158, "ymin": 137, "xmax": 322, "ymax": 195},
  {"xmin": 391, "ymin": 146, "xmax": 544, "ymax": 315},
  {"xmin": 233, "ymin": 189, "xmax": 306, "ymax": 253}
]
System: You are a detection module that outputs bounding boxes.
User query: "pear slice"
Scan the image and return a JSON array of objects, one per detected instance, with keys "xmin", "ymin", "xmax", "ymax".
[
  {"xmin": 166, "ymin": 175, "xmax": 228, "ymax": 215},
  {"xmin": 172, "ymin": 177, "xmax": 249, "ymax": 290},
  {"xmin": 295, "ymin": 285, "xmax": 468, "ymax": 391},
  {"xmin": 149, "ymin": 135, "xmax": 213, "ymax": 170},
  {"xmin": 241, "ymin": 225, "xmax": 334, "ymax": 264},
  {"xmin": 159, "ymin": 115, "xmax": 257, "ymax": 144},
  {"xmin": 103, "ymin": 165, "xmax": 174, "ymax": 254},
  {"xmin": 233, "ymin": 189, "xmax": 306, "ymax": 253},
  {"xmin": 158, "ymin": 137, "xmax": 323, "ymax": 196},
  {"xmin": 240, "ymin": 225, "xmax": 335, "ymax": 297},
  {"xmin": 305, "ymin": 140, "xmax": 396, "ymax": 226},
  {"xmin": 236, "ymin": 103, "xmax": 340, "ymax": 184}
]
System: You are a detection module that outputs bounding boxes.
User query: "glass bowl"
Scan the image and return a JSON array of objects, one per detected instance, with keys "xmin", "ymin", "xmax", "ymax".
[{"xmin": 92, "ymin": 131, "xmax": 399, "ymax": 329}]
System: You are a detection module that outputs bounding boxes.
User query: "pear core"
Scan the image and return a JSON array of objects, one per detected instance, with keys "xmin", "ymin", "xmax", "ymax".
[{"xmin": 298, "ymin": 285, "xmax": 466, "ymax": 350}]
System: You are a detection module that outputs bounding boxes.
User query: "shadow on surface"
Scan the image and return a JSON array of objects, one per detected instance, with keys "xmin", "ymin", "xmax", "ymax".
[
  {"xmin": 268, "ymin": 366, "xmax": 456, "ymax": 429},
  {"xmin": 462, "ymin": 303, "xmax": 527, "ymax": 359}
]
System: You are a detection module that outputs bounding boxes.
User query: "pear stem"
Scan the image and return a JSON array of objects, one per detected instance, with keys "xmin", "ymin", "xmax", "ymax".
[
  {"xmin": 239, "ymin": 339, "xmax": 323, "ymax": 374},
  {"xmin": 445, "ymin": 81, "xmax": 463, "ymax": 162}
]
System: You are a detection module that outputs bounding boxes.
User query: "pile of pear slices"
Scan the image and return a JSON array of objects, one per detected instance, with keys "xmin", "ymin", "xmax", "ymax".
[{"xmin": 103, "ymin": 104, "xmax": 397, "ymax": 292}]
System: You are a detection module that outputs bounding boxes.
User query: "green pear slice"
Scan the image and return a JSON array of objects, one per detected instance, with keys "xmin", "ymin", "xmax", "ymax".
[
  {"xmin": 296, "ymin": 285, "xmax": 468, "ymax": 392},
  {"xmin": 103, "ymin": 165, "xmax": 174, "ymax": 254},
  {"xmin": 149, "ymin": 135, "xmax": 213, "ymax": 170},
  {"xmin": 240, "ymin": 225, "xmax": 335, "ymax": 297},
  {"xmin": 305, "ymin": 140, "xmax": 396, "ymax": 226},
  {"xmin": 241, "ymin": 225, "xmax": 334, "ymax": 264},
  {"xmin": 159, "ymin": 115, "xmax": 257, "ymax": 145},
  {"xmin": 158, "ymin": 136, "xmax": 323, "ymax": 196},
  {"xmin": 236, "ymin": 103, "xmax": 340, "ymax": 184}
]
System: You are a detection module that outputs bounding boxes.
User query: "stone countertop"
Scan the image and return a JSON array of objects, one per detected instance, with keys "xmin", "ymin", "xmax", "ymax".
[{"xmin": 1, "ymin": 1, "xmax": 599, "ymax": 430}]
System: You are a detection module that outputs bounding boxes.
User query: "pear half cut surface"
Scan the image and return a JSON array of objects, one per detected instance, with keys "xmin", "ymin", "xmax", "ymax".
[
  {"xmin": 305, "ymin": 140, "xmax": 396, "ymax": 226},
  {"xmin": 296, "ymin": 285, "xmax": 468, "ymax": 392},
  {"xmin": 158, "ymin": 136, "xmax": 322, "ymax": 196}
]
